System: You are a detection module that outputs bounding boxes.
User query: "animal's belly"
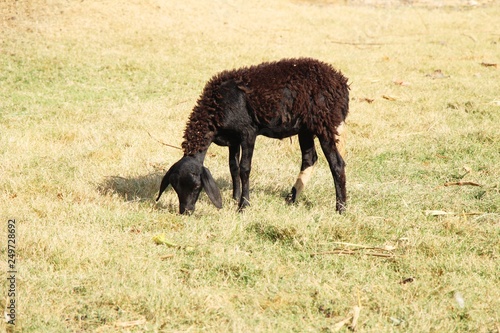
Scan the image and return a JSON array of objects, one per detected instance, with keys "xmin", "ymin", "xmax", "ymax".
[{"xmin": 258, "ymin": 126, "xmax": 301, "ymax": 139}]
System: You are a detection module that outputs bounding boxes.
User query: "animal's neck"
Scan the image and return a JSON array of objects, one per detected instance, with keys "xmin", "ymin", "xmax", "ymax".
[
  {"xmin": 191, "ymin": 150, "xmax": 207, "ymax": 164},
  {"xmin": 181, "ymin": 124, "xmax": 215, "ymax": 157}
]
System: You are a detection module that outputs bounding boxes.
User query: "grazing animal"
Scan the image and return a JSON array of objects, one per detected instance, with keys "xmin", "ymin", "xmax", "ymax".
[{"xmin": 157, "ymin": 58, "xmax": 349, "ymax": 214}]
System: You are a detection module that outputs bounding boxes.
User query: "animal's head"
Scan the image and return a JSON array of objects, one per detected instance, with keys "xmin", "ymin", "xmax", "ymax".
[{"xmin": 156, "ymin": 156, "xmax": 222, "ymax": 214}]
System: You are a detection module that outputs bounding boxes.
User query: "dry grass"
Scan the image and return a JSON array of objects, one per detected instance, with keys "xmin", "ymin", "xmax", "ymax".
[{"xmin": 1, "ymin": 0, "xmax": 499, "ymax": 332}]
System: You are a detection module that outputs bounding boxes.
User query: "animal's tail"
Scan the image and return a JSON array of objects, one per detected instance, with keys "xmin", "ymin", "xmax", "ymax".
[
  {"xmin": 336, "ymin": 121, "xmax": 347, "ymax": 159},
  {"xmin": 336, "ymin": 87, "xmax": 349, "ymax": 158}
]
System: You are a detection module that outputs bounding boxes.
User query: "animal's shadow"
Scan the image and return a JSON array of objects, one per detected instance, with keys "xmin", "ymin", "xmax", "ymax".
[
  {"xmin": 96, "ymin": 170, "xmax": 309, "ymax": 211},
  {"xmin": 257, "ymin": 183, "xmax": 318, "ymax": 209},
  {"xmin": 97, "ymin": 172, "xmax": 236, "ymax": 207},
  {"xmin": 97, "ymin": 172, "xmax": 164, "ymax": 203}
]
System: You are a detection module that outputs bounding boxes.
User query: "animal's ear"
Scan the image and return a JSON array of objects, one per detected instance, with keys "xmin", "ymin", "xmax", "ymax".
[
  {"xmin": 156, "ymin": 168, "xmax": 172, "ymax": 201},
  {"xmin": 201, "ymin": 167, "xmax": 222, "ymax": 209}
]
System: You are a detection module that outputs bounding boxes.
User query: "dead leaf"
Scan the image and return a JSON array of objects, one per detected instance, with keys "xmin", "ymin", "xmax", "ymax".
[
  {"xmin": 390, "ymin": 317, "xmax": 405, "ymax": 326},
  {"xmin": 349, "ymin": 306, "xmax": 362, "ymax": 331},
  {"xmin": 128, "ymin": 226, "xmax": 141, "ymax": 234},
  {"xmin": 152, "ymin": 234, "xmax": 180, "ymax": 247},
  {"xmin": 382, "ymin": 95, "xmax": 397, "ymax": 101},
  {"xmin": 426, "ymin": 69, "xmax": 449, "ymax": 79},
  {"xmin": 333, "ymin": 316, "xmax": 352, "ymax": 332},
  {"xmin": 425, "ymin": 210, "xmax": 454, "ymax": 216},
  {"xmin": 454, "ymin": 291, "xmax": 465, "ymax": 309},
  {"xmin": 358, "ymin": 97, "xmax": 375, "ymax": 103},
  {"xmin": 480, "ymin": 62, "xmax": 497, "ymax": 68},
  {"xmin": 400, "ymin": 277, "xmax": 414, "ymax": 284},
  {"xmin": 393, "ymin": 79, "xmax": 411, "ymax": 86},
  {"xmin": 384, "ymin": 244, "xmax": 397, "ymax": 251}
]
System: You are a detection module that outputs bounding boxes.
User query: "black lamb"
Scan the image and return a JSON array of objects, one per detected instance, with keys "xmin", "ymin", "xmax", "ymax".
[{"xmin": 157, "ymin": 58, "xmax": 349, "ymax": 214}]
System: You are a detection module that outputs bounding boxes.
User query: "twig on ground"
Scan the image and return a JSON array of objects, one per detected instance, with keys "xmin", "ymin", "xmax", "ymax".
[
  {"xmin": 144, "ymin": 127, "xmax": 182, "ymax": 150},
  {"xmin": 425, "ymin": 210, "xmax": 485, "ymax": 217},
  {"xmin": 444, "ymin": 181, "xmax": 482, "ymax": 187},
  {"xmin": 311, "ymin": 241, "xmax": 396, "ymax": 258},
  {"xmin": 328, "ymin": 241, "xmax": 375, "ymax": 249},
  {"xmin": 328, "ymin": 242, "xmax": 396, "ymax": 251},
  {"xmin": 461, "ymin": 33, "xmax": 477, "ymax": 42},
  {"xmin": 311, "ymin": 249, "xmax": 394, "ymax": 258},
  {"xmin": 115, "ymin": 317, "xmax": 146, "ymax": 328},
  {"xmin": 473, "ymin": 213, "xmax": 500, "ymax": 221},
  {"xmin": 160, "ymin": 254, "xmax": 175, "ymax": 260},
  {"xmin": 329, "ymin": 40, "xmax": 398, "ymax": 46}
]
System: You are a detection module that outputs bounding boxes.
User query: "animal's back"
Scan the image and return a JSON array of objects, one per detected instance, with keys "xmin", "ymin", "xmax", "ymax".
[
  {"xmin": 183, "ymin": 58, "xmax": 349, "ymax": 154},
  {"xmin": 234, "ymin": 58, "xmax": 349, "ymax": 142}
]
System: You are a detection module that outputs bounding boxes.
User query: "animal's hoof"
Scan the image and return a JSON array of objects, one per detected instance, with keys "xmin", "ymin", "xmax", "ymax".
[
  {"xmin": 336, "ymin": 202, "xmax": 346, "ymax": 214},
  {"xmin": 237, "ymin": 205, "xmax": 248, "ymax": 213},
  {"xmin": 285, "ymin": 187, "xmax": 297, "ymax": 204},
  {"xmin": 237, "ymin": 197, "xmax": 250, "ymax": 212}
]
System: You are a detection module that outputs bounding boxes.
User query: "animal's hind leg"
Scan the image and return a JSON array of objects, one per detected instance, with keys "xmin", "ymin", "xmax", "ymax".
[
  {"xmin": 229, "ymin": 144, "xmax": 241, "ymax": 201},
  {"xmin": 286, "ymin": 131, "xmax": 318, "ymax": 204},
  {"xmin": 318, "ymin": 137, "xmax": 347, "ymax": 213}
]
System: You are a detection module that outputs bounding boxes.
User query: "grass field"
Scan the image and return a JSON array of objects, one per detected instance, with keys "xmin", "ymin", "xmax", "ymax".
[{"xmin": 1, "ymin": 0, "xmax": 499, "ymax": 332}]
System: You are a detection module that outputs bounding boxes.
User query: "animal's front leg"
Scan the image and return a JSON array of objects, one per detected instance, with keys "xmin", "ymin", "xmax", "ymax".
[
  {"xmin": 238, "ymin": 137, "xmax": 256, "ymax": 211},
  {"xmin": 229, "ymin": 144, "xmax": 241, "ymax": 201}
]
